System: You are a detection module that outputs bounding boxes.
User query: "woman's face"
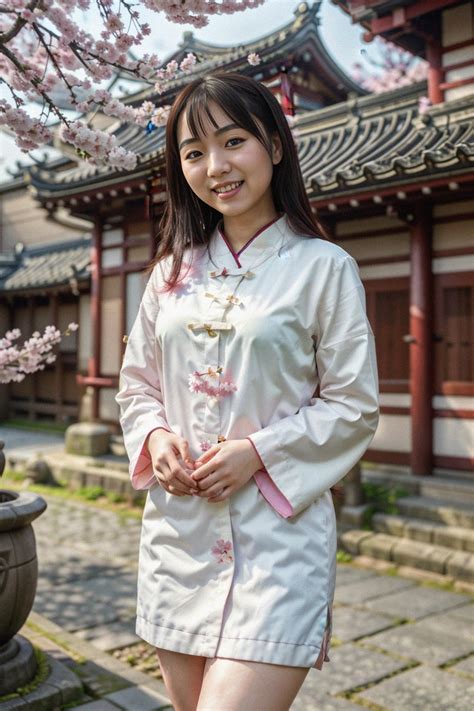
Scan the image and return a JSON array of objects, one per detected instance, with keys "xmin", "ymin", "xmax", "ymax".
[{"xmin": 177, "ymin": 101, "xmax": 282, "ymax": 222}]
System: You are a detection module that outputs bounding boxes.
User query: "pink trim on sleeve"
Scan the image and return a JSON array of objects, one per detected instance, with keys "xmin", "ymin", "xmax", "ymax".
[
  {"xmin": 131, "ymin": 426, "xmax": 171, "ymax": 490},
  {"xmin": 246, "ymin": 437, "xmax": 293, "ymax": 519}
]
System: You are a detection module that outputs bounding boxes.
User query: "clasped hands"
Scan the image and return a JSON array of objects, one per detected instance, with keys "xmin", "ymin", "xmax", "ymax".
[{"xmin": 146, "ymin": 429, "xmax": 263, "ymax": 503}]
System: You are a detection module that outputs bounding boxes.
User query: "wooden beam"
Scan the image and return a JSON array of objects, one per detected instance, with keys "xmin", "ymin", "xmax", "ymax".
[{"xmin": 370, "ymin": 0, "xmax": 459, "ymax": 33}]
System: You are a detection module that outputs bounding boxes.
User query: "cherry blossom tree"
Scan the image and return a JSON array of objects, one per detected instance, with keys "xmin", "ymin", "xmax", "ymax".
[
  {"xmin": 353, "ymin": 36, "xmax": 428, "ymax": 93},
  {"xmin": 0, "ymin": 324, "xmax": 79, "ymax": 383},
  {"xmin": 0, "ymin": 1, "xmax": 264, "ymax": 170}
]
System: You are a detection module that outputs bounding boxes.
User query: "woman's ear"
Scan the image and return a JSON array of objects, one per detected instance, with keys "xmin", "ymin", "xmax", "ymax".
[{"xmin": 271, "ymin": 133, "xmax": 283, "ymax": 165}]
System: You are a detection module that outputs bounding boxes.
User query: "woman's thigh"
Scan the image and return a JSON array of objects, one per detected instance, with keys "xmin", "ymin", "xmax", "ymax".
[
  {"xmin": 155, "ymin": 647, "xmax": 207, "ymax": 711},
  {"xmin": 196, "ymin": 657, "xmax": 310, "ymax": 711}
]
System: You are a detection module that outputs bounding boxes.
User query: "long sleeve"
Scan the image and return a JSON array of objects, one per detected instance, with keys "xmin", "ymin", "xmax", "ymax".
[
  {"xmin": 248, "ymin": 255, "xmax": 379, "ymax": 518},
  {"xmin": 115, "ymin": 268, "xmax": 170, "ymax": 490}
]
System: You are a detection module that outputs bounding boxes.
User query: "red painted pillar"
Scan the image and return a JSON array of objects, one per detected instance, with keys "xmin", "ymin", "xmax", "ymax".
[
  {"xmin": 409, "ymin": 204, "xmax": 433, "ymax": 476},
  {"xmin": 426, "ymin": 15, "xmax": 443, "ymax": 105},
  {"xmin": 89, "ymin": 218, "xmax": 102, "ymax": 420},
  {"xmin": 280, "ymin": 72, "xmax": 295, "ymax": 116}
]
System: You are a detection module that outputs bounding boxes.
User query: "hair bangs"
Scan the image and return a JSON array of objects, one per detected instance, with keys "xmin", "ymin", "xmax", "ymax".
[{"xmin": 181, "ymin": 80, "xmax": 269, "ymax": 151}]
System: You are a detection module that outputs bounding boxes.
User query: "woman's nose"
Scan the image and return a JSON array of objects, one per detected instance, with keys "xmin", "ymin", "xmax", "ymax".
[{"xmin": 207, "ymin": 151, "xmax": 231, "ymax": 178}]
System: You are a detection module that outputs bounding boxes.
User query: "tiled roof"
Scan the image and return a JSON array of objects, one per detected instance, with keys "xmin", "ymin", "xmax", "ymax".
[
  {"xmin": 29, "ymin": 84, "xmax": 474, "ymax": 205},
  {"xmin": 295, "ymin": 85, "xmax": 474, "ymax": 201},
  {"xmin": 0, "ymin": 237, "xmax": 91, "ymax": 292},
  {"xmin": 126, "ymin": 1, "xmax": 362, "ymax": 105}
]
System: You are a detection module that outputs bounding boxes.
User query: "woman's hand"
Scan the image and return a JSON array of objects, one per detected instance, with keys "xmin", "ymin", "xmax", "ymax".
[
  {"xmin": 147, "ymin": 429, "xmax": 198, "ymax": 497},
  {"xmin": 191, "ymin": 439, "xmax": 263, "ymax": 503}
]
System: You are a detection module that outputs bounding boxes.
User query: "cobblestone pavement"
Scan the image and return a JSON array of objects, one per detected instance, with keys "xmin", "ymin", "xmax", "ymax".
[{"xmin": 28, "ymin": 494, "xmax": 474, "ymax": 710}]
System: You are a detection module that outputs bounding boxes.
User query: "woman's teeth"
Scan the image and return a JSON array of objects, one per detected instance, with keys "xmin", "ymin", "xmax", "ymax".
[{"xmin": 214, "ymin": 181, "xmax": 243, "ymax": 194}]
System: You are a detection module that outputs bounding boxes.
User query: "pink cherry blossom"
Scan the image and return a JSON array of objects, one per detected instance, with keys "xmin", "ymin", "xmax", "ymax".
[
  {"xmin": 211, "ymin": 539, "xmax": 233, "ymax": 564},
  {"xmin": 1, "ymin": 0, "xmax": 265, "ymax": 168},
  {"xmin": 352, "ymin": 37, "xmax": 428, "ymax": 93},
  {"xmin": 0, "ymin": 324, "xmax": 79, "ymax": 384},
  {"xmin": 247, "ymin": 52, "xmax": 261, "ymax": 66}
]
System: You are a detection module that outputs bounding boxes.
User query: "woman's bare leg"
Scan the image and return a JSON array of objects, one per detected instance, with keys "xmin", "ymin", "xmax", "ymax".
[
  {"xmin": 156, "ymin": 648, "xmax": 207, "ymax": 711},
  {"xmin": 196, "ymin": 657, "xmax": 309, "ymax": 711}
]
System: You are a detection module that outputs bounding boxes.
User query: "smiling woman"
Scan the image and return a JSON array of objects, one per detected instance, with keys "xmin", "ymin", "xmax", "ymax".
[
  {"xmin": 116, "ymin": 72, "xmax": 380, "ymax": 711},
  {"xmin": 177, "ymin": 105, "xmax": 281, "ymax": 248}
]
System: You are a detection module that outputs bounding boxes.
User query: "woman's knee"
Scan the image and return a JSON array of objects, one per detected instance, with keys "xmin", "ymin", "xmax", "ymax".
[
  {"xmin": 156, "ymin": 648, "xmax": 207, "ymax": 711},
  {"xmin": 196, "ymin": 658, "xmax": 309, "ymax": 711}
]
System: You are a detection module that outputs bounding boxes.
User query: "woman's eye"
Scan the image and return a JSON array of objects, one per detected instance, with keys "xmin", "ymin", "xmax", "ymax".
[
  {"xmin": 185, "ymin": 150, "xmax": 201, "ymax": 160},
  {"xmin": 226, "ymin": 137, "xmax": 244, "ymax": 147}
]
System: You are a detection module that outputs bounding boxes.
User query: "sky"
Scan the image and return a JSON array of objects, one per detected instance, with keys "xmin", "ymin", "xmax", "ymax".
[{"xmin": 0, "ymin": 0, "xmax": 368, "ymax": 182}]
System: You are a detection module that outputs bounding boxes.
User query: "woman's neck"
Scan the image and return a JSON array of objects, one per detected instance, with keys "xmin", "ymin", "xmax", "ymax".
[{"xmin": 222, "ymin": 207, "xmax": 279, "ymax": 253}]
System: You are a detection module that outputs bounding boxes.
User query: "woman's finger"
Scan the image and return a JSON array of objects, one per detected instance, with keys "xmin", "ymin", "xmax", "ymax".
[
  {"xmin": 194, "ymin": 445, "xmax": 220, "ymax": 467},
  {"xmin": 208, "ymin": 486, "xmax": 230, "ymax": 503},
  {"xmin": 191, "ymin": 457, "xmax": 220, "ymax": 481},
  {"xmin": 176, "ymin": 439, "xmax": 195, "ymax": 469},
  {"xmin": 195, "ymin": 472, "xmax": 222, "ymax": 492},
  {"xmin": 200, "ymin": 479, "xmax": 229, "ymax": 497},
  {"xmin": 165, "ymin": 451, "xmax": 198, "ymax": 487}
]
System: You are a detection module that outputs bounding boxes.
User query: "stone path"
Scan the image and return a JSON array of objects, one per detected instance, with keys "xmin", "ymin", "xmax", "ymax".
[
  {"xmin": 0, "ymin": 425, "xmax": 64, "ymax": 463},
  {"xmin": 28, "ymin": 494, "xmax": 474, "ymax": 710}
]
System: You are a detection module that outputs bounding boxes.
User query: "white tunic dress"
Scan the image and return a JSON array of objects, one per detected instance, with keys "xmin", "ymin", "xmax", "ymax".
[{"xmin": 116, "ymin": 214, "xmax": 379, "ymax": 669}]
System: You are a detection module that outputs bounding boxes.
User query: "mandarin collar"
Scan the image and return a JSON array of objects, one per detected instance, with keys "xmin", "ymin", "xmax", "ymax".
[{"xmin": 207, "ymin": 214, "xmax": 290, "ymax": 273}]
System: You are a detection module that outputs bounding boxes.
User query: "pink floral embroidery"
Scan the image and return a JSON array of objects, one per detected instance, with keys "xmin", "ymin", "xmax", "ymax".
[
  {"xmin": 162, "ymin": 261, "xmax": 200, "ymax": 296},
  {"xmin": 188, "ymin": 369, "xmax": 237, "ymax": 399},
  {"xmin": 211, "ymin": 539, "xmax": 233, "ymax": 564},
  {"xmin": 200, "ymin": 439, "xmax": 212, "ymax": 452}
]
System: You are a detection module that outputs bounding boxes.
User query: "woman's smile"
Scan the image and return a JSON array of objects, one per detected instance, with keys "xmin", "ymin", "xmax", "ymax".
[{"xmin": 212, "ymin": 180, "xmax": 244, "ymax": 199}]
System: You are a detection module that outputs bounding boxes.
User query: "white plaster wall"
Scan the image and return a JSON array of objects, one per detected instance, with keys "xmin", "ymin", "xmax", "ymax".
[
  {"xmin": 359, "ymin": 261, "xmax": 410, "ymax": 279},
  {"xmin": 336, "ymin": 215, "xmax": 406, "ymax": 236},
  {"xmin": 433, "ymin": 417, "xmax": 474, "ymax": 458},
  {"xmin": 445, "ymin": 85, "xmax": 474, "ymax": 100},
  {"xmin": 100, "ymin": 387, "xmax": 120, "ymax": 422},
  {"xmin": 432, "ymin": 254, "xmax": 474, "ymax": 273},
  {"xmin": 445, "ymin": 65, "xmax": 474, "ymax": 83},
  {"xmin": 78, "ymin": 294, "xmax": 91, "ymax": 372},
  {"xmin": 370, "ymin": 413, "xmax": 411, "ymax": 453},
  {"xmin": 433, "ymin": 218, "xmax": 474, "ymax": 250},
  {"xmin": 442, "ymin": 46, "xmax": 474, "ymax": 68},
  {"xmin": 433, "ymin": 395, "xmax": 474, "ymax": 410},
  {"xmin": 379, "ymin": 393, "xmax": 411, "ymax": 407},
  {"xmin": 378, "ymin": 395, "xmax": 473, "ymax": 411},
  {"xmin": 434, "ymin": 200, "xmax": 474, "ymax": 217},
  {"xmin": 100, "ymin": 276, "xmax": 121, "ymax": 376},
  {"xmin": 442, "ymin": 3, "xmax": 473, "ymax": 45},
  {"xmin": 338, "ymin": 233, "xmax": 409, "ymax": 261}
]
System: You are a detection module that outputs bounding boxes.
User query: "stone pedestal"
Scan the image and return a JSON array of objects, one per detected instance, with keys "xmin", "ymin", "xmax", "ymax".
[
  {"xmin": 65, "ymin": 422, "xmax": 111, "ymax": 457},
  {"xmin": 0, "ymin": 490, "xmax": 47, "ymax": 696},
  {"xmin": 0, "ymin": 636, "xmax": 37, "ymax": 695}
]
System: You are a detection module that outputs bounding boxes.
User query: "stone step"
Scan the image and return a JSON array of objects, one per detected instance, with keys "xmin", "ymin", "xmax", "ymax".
[
  {"xmin": 419, "ymin": 477, "xmax": 474, "ymax": 506},
  {"xmin": 372, "ymin": 513, "xmax": 474, "ymax": 553},
  {"xmin": 396, "ymin": 495, "xmax": 474, "ymax": 529},
  {"xmin": 339, "ymin": 529, "xmax": 474, "ymax": 583},
  {"xmin": 45, "ymin": 452, "xmax": 142, "ymax": 502}
]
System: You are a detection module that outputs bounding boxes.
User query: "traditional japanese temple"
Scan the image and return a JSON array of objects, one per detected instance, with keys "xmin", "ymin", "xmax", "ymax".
[{"xmin": 0, "ymin": 0, "xmax": 472, "ymax": 476}]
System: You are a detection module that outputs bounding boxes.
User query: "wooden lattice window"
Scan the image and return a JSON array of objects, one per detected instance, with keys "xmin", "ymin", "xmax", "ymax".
[
  {"xmin": 365, "ymin": 278, "xmax": 409, "ymax": 393},
  {"xmin": 435, "ymin": 274, "xmax": 473, "ymax": 395}
]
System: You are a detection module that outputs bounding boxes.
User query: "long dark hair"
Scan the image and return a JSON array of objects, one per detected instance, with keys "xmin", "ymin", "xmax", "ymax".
[{"xmin": 152, "ymin": 71, "xmax": 328, "ymax": 288}]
